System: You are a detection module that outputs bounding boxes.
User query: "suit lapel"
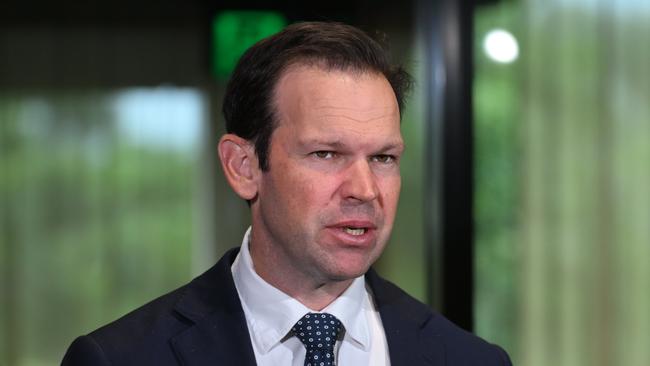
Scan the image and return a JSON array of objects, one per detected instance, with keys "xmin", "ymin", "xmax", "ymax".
[
  {"xmin": 170, "ymin": 311, "xmax": 256, "ymax": 366},
  {"xmin": 170, "ymin": 248, "xmax": 256, "ymax": 366},
  {"xmin": 166, "ymin": 249, "xmax": 447, "ymax": 365},
  {"xmin": 366, "ymin": 269, "xmax": 446, "ymax": 366}
]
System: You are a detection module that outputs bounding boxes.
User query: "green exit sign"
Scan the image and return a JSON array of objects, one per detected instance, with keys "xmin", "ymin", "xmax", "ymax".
[{"xmin": 212, "ymin": 11, "xmax": 287, "ymax": 79}]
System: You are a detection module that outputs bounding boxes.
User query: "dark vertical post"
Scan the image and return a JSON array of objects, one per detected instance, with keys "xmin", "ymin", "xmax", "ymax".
[
  {"xmin": 1, "ymin": 126, "xmax": 20, "ymax": 366},
  {"xmin": 419, "ymin": 0, "xmax": 475, "ymax": 331}
]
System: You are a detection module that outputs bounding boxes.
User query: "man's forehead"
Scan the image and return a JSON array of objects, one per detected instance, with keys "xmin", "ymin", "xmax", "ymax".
[
  {"xmin": 275, "ymin": 63, "xmax": 393, "ymax": 99},
  {"xmin": 306, "ymin": 105, "xmax": 397, "ymax": 124},
  {"xmin": 281, "ymin": 61, "xmax": 370, "ymax": 81},
  {"xmin": 274, "ymin": 65, "xmax": 399, "ymax": 117}
]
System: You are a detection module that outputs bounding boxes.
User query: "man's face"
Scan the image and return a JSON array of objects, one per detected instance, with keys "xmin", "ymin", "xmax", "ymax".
[{"xmin": 250, "ymin": 65, "xmax": 403, "ymax": 285}]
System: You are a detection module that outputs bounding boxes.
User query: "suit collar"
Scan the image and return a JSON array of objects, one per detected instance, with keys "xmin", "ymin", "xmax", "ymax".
[
  {"xmin": 168, "ymin": 247, "xmax": 445, "ymax": 365},
  {"xmin": 366, "ymin": 268, "xmax": 445, "ymax": 366},
  {"xmin": 170, "ymin": 248, "xmax": 256, "ymax": 366}
]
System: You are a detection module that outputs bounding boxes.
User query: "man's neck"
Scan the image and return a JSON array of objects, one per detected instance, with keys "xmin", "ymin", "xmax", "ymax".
[
  {"xmin": 249, "ymin": 242, "xmax": 354, "ymax": 311},
  {"xmin": 280, "ymin": 279, "xmax": 353, "ymax": 311}
]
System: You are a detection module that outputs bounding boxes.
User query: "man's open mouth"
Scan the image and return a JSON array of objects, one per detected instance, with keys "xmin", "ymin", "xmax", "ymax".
[{"xmin": 343, "ymin": 227, "xmax": 367, "ymax": 236}]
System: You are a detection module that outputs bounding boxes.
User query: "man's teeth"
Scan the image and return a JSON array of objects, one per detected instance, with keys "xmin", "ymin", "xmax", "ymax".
[{"xmin": 344, "ymin": 227, "xmax": 366, "ymax": 236}]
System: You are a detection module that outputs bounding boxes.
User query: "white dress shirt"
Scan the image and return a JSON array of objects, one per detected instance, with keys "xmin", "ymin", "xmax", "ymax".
[{"xmin": 231, "ymin": 227, "xmax": 391, "ymax": 366}]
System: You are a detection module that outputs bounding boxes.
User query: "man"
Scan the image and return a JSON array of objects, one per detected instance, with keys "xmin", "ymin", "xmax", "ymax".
[{"xmin": 62, "ymin": 22, "xmax": 512, "ymax": 365}]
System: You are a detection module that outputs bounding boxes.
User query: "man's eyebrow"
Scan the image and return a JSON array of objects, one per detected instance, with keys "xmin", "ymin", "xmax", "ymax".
[
  {"xmin": 376, "ymin": 142, "xmax": 405, "ymax": 153},
  {"xmin": 298, "ymin": 139, "xmax": 405, "ymax": 152},
  {"xmin": 298, "ymin": 139, "xmax": 345, "ymax": 149}
]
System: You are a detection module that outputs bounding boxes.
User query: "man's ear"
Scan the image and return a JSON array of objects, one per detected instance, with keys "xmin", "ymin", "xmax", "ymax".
[{"xmin": 218, "ymin": 134, "xmax": 260, "ymax": 200}]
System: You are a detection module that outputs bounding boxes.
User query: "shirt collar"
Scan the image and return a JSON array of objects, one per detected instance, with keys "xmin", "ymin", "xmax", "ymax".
[
  {"xmin": 231, "ymin": 227, "xmax": 371, "ymax": 354},
  {"xmin": 322, "ymin": 270, "xmax": 371, "ymax": 350}
]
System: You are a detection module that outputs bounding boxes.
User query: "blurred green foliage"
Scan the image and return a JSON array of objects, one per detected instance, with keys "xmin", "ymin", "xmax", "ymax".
[
  {"xmin": 474, "ymin": 1, "xmax": 650, "ymax": 365},
  {"xmin": 473, "ymin": 1, "xmax": 520, "ymax": 359},
  {"xmin": 1, "ymin": 91, "xmax": 195, "ymax": 366}
]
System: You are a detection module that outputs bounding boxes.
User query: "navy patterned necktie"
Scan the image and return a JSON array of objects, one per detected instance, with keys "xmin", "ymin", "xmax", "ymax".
[{"xmin": 292, "ymin": 312, "xmax": 343, "ymax": 366}]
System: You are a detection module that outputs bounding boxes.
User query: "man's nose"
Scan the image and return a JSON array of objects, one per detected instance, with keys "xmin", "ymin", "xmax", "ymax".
[{"xmin": 340, "ymin": 159, "xmax": 379, "ymax": 203}]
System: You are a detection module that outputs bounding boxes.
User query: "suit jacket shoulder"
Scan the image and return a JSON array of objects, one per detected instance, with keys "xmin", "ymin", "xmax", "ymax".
[
  {"xmin": 366, "ymin": 269, "xmax": 512, "ymax": 366},
  {"xmin": 62, "ymin": 284, "xmax": 188, "ymax": 365},
  {"xmin": 62, "ymin": 248, "xmax": 256, "ymax": 366},
  {"xmin": 63, "ymin": 248, "xmax": 512, "ymax": 366}
]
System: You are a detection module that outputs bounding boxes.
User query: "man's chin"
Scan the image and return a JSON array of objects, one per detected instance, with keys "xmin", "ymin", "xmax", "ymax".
[
  {"xmin": 325, "ymin": 260, "xmax": 374, "ymax": 281},
  {"xmin": 315, "ymin": 244, "xmax": 383, "ymax": 281}
]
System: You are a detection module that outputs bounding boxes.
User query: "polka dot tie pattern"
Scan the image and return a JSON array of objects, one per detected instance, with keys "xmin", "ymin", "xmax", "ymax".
[{"xmin": 292, "ymin": 312, "xmax": 343, "ymax": 366}]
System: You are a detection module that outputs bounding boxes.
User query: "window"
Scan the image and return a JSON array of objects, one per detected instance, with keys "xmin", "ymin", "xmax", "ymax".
[
  {"xmin": 0, "ymin": 88, "xmax": 205, "ymax": 366},
  {"xmin": 474, "ymin": 1, "xmax": 650, "ymax": 364}
]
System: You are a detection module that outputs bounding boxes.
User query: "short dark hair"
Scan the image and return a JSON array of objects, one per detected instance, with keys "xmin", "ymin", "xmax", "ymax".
[{"xmin": 222, "ymin": 21, "xmax": 413, "ymax": 171}]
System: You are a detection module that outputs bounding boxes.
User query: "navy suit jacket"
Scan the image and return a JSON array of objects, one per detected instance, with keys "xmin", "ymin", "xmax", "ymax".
[{"xmin": 62, "ymin": 248, "xmax": 512, "ymax": 365}]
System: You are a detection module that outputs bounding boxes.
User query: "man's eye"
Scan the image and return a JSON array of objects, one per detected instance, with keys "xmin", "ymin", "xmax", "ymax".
[
  {"xmin": 371, "ymin": 154, "xmax": 396, "ymax": 164},
  {"xmin": 313, "ymin": 151, "xmax": 335, "ymax": 159}
]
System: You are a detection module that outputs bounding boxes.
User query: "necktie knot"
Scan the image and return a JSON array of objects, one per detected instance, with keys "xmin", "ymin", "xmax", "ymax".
[{"xmin": 292, "ymin": 312, "xmax": 343, "ymax": 366}]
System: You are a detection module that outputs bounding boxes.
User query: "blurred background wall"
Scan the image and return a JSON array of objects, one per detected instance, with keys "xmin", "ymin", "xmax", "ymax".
[{"xmin": 1, "ymin": 0, "xmax": 649, "ymax": 365}]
